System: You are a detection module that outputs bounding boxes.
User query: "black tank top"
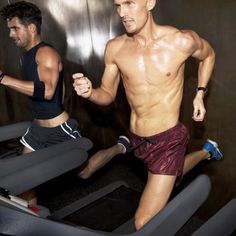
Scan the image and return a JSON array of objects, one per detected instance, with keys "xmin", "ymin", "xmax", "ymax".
[{"xmin": 21, "ymin": 42, "xmax": 64, "ymax": 119}]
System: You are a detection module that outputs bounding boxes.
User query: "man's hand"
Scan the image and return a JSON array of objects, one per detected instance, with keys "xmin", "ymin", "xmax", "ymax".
[
  {"xmin": 192, "ymin": 94, "xmax": 206, "ymax": 121},
  {"xmin": 72, "ymin": 73, "xmax": 92, "ymax": 99}
]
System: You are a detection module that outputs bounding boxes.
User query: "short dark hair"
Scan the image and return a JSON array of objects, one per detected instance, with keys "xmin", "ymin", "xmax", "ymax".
[{"xmin": 0, "ymin": 1, "xmax": 42, "ymax": 34}]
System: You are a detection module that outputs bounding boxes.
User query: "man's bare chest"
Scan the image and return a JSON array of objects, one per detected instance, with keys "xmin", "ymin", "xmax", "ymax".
[{"xmin": 116, "ymin": 47, "xmax": 183, "ymax": 79}]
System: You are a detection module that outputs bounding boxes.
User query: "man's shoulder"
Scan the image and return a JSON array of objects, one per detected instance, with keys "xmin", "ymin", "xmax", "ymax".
[
  {"xmin": 158, "ymin": 24, "xmax": 194, "ymax": 38},
  {"xmin": 156, "ymin": 25, "xmax": 200, "ymax": 54},
  {"xmin": 36, "ymin": 43, "xmax": 60, "ymax": 59},
  {"xmin": 36, "ymin": 45, "xmax": 61, "ymax": 61},
  {"xmin": 157, "ymin": 24, "xmax": 178, "ymax": 36},
  {"xmin": 176, "ymin": 29, "xmax": 198, "ymax": 40},
  {"xmin": 105, "ymin": 34, "xmax": 128, "ymax": 53},
  {"xmin": 107, "ymin": 34, "xmax": 127, "ymax": 46},
  {"xmin": 172, "ymin": 29, "xmax": 200, "ymax": 54},
  {"xmin": 160, "ymin": 25, "xmax": 197, "ymax": 44}
]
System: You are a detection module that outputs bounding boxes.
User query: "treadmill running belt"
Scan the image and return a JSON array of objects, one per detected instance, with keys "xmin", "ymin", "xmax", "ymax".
[{"xmin": 63, "ymin": 185, "xmax": 141, "ymax": 231}]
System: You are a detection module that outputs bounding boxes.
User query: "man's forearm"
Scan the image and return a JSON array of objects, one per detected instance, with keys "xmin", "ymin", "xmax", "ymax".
[
  {"xmin": 0, "ymin": 74, "xmax": 34, "ymax": 96},
  {"xmin": 197, "ymin": 49, "xmax": 215, "ymax": 88},
  {"xmin": 89, "ymin": 87, "xmax": 115, "ymax": 106}
]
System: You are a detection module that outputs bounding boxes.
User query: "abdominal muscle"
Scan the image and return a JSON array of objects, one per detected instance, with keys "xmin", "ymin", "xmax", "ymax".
[
  {"xmin": 126, "ymin": 81, "xmax": 183, "ymax": 137},
  {"xmin": 129, "ymin": 102, "xmax": 180, "ymax": 137}
]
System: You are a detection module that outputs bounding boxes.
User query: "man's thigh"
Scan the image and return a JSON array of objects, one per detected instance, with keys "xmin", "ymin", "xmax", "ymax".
[{"xmin": 136, "ymin": 172, "xmax": 177, "ymax": 218}]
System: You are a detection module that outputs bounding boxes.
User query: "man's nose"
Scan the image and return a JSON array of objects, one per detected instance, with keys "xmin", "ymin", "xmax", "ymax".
[
  {"xmin": 9, "ymin": 30, "xmax": 14, "ymax": 38},
  {"xmin": 119, "ymin": 6, "xmax": 127, "ymax": 18}
]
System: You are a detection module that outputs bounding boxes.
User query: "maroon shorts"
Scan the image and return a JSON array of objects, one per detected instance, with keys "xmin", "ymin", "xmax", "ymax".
[{"xmin": 129, "ymin": 123, "xmax": 190, "ymax": 180}]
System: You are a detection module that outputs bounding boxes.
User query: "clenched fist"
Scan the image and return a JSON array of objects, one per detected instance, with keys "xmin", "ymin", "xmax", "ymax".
[{"xmin": 72, "ymin": 73, "xmax": 92, "ymax": 98}]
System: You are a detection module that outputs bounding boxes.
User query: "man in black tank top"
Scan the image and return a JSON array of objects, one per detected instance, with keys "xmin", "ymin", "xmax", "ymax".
[
  {"xmin": 0, "ymin": 1, "xmax": 84, "ymax": 205},
  {"xmin": 0, "ymin": 1, "xmax": 81, "ymax": 153},
  {"xmin": 0, "ymin": 1, "xmax": 131, "ymax": 204}
]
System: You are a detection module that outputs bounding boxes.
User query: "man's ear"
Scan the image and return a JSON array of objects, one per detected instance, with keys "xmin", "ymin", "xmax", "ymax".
[
  {"xmin": 147, "ymin": 0, "xmax": 156, "ymax": 11},
  {"xmin": 28, "ymin": 23, "xmax": 37, "ymax": 34}
]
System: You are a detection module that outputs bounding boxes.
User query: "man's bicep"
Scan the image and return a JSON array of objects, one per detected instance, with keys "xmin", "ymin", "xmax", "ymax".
[
  {"xmin": 100, "ymin": 63, "xmax": 120, "ymax": 96},
  {"xmin": 37, "ymin": 50, "xmax": 60, "ymax": 87},
  {"xmin": 36, "ymin": 49, "xmax": 61, "ymax": 99},
  {"xmin": 37, "ymin": 63, "xmax": 59, "ymax": 93}
]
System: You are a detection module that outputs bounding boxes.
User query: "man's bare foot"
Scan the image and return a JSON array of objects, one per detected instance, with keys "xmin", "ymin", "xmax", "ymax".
[
  {"xmin": 18, "ymin": 189, "xmax": 37, "ymax": 206},
  {"xmin": 77, "ymin": 165, "xmax": 92, "ymax": 179}
]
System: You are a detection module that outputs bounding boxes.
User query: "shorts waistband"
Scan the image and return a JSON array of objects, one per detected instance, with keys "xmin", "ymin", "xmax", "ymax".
[{"xmin": 129, "ymin": 122, "xmax": 184, "ymax": 143}]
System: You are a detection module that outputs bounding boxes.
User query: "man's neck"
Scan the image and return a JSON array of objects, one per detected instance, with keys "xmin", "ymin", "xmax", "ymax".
[
  {"xmin": 132, "ymin": 14, "xmax": 159, "ymax": 47},
  {"xmin": 25, "ymin": 36, "xmax": 42, "ymax": 51}
]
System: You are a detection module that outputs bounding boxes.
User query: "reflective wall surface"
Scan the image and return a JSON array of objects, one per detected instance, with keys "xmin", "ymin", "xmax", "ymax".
[
  {"xmin": 0, "ymin": 0, "xmax": 236, "ymax": 219},
  {"xmin": 0, "ymin": 0, "xmax": 128, "ymax": 148}
]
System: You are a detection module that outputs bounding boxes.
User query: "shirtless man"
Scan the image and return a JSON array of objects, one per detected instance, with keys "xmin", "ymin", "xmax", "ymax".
[{"xmin": 72, "ymin": 0, "xmax": 223, "ymax": 230}]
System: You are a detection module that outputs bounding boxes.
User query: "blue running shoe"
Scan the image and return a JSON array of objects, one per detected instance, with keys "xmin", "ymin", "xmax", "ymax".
[
  {"xmin": 117, "ymin": 136, "xmax": 131, "ymax": 154},
  {"xmin": 203, "ymin": 139, "xmax": 223, "ymax": 160}
]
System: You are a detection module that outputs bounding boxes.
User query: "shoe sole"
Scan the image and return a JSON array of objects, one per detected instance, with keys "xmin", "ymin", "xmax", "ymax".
[
  {"xmin": 214, "ymin": 147, "xmax": 223, "ymax": 160},
  {"xmin": 118, "ymin": 136, "xmax": 130, "ymax": 144},
  {"xmin": 207, "ymin": 139, "xmax": 223, "ymax": 160},
  {"xmin": 207, "ymin": 139, "xmax": 218, "ymax": 148}
]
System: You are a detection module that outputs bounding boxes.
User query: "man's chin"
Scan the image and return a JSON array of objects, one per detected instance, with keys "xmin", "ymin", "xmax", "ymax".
[
  {"xmin": 13, "ymin": 40, "xmax": 21, "ymax": 46},
  {"xmin": 126, "ymin": 29, "xmax": 137, "ymax": 35},
  {"xmin": 124, "ymin": 27, "xmax": 135, "ymax": 34},
  {"xmin": 123, "ymin": 23, "xmax": 135, "ymax": 33},
  {"xmin": 15, "ymin": 42, "xmax": 23, "ymax": 47}
]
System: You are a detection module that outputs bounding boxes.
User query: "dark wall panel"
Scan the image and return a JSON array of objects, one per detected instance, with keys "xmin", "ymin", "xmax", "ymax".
[{"xmin": 156, "ymin": 0, "xmax": 236, "ymax": 219}]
